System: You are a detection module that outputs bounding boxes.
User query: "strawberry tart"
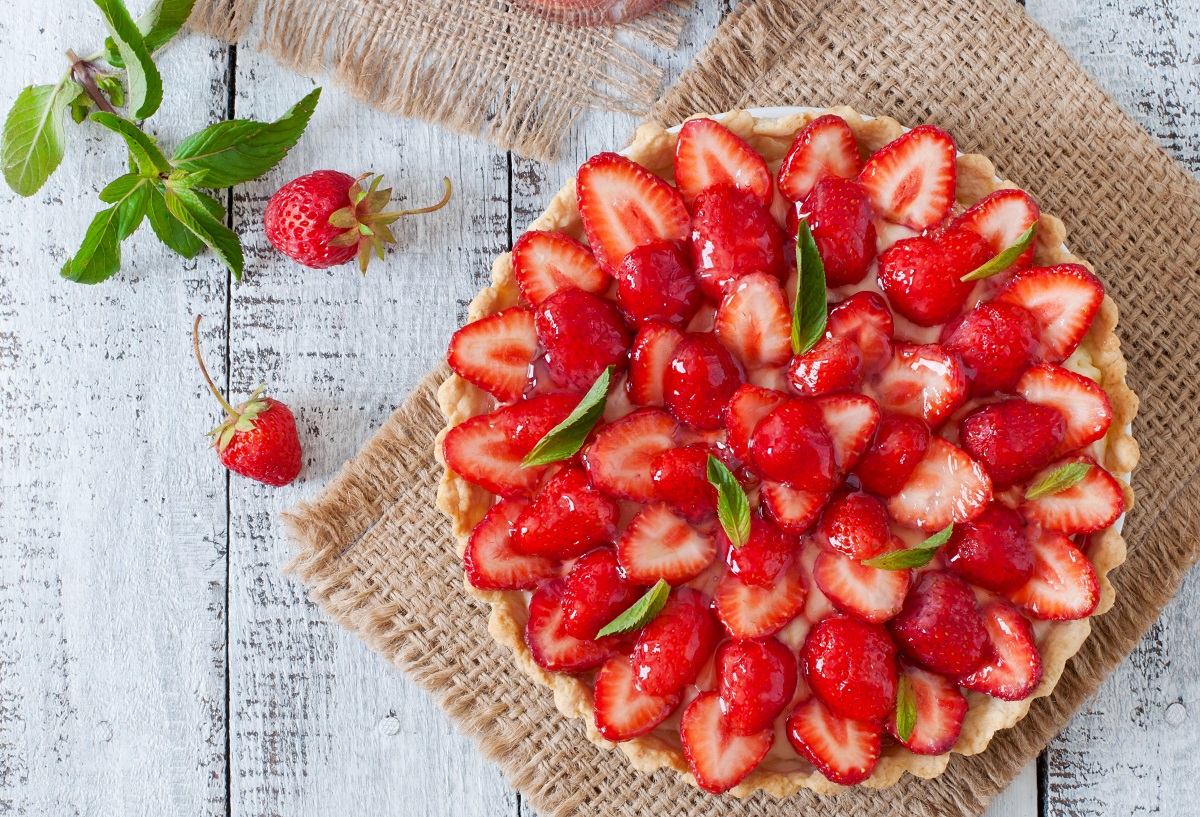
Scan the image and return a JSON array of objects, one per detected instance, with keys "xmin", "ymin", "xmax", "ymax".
[{"xmin": 435, "ymin": 108, "xmax": 1139, "ymax": 796}]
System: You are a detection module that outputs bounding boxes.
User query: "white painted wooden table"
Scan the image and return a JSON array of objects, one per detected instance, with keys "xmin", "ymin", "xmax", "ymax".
[{"xmin": 0, "ymin": 1, "xmax": 1196, "ymax": 815}]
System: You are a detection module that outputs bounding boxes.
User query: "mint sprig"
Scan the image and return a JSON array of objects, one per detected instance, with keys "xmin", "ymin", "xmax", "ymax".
[
  {"xmin": 1025, "ymin": 461, "xmax": 1092, "ymax": 501},
  {"xmin": 596, "ymin": 579, "xmax": 670, "ymax": 637},
  {"xmin": 792, "ymin": 216, "xmax": 827, "ymax": 355},
  {"xmin": 862, "ymin": 524, "xmax": 954, "ymax": 570},
  {"xmin": 94, "ymin": 0, "xmax": 162, "ymax": 119},
  {"xmin": 522, "ymin": 366, "xmax": 612, "ymax": 467},
  {"xmin": 707, "ymin": 455, "xmax": 750, "ymax": 548},
  {"xmin": 894, "ymin": 675, "xmax": 917, "ymax": 742},
  {"xmin": 959, "ymin": 221, "xmax": 1039, "ymax": 282}
]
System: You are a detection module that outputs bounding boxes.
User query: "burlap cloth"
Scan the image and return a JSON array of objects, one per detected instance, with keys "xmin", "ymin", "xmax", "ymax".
[{"xmin": 283, "ymin": 0, "xmax": 1200, "ymax": 814}]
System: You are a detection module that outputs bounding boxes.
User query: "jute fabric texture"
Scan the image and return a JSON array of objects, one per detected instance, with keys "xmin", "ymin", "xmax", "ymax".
[{"xmin": 283, "ymin": 0, "xmax": 1200, "ymax": 814}]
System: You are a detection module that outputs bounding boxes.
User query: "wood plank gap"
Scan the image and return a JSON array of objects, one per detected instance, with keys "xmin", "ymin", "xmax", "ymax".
[
  {"xmin": 222, "ymin": 40, "xmax": 238, "ymax": 817},
  {"xmin": 1037, "ymin": 749, "xmax": 1048, "ymax": 817}
]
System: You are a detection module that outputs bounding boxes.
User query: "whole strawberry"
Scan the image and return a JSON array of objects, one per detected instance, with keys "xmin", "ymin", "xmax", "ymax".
[
  {"xmin": 264, "ymin": 171, "xmax": 451, "ymax": 273},
  {"xmin": 193, "ymin": 316, "xmax": 302, "ymax": 487}
]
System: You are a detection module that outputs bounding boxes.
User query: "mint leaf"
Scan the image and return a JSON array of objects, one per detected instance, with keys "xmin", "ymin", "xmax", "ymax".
[
  {"xmin": 163, "ymin": 183, "xmax": 243, "ymax": 278},
  {"xmin": 146, "ymin": 183, "xmax": 203, "ymax": 257},
  {"xmin": 960, "ymin": 221, "xmax": 1039, "ymax": 282},
  {"xmin": 596, "ymin": 579, "xmax": 670, "ymax": 637},
  {"xmin": 862, "ymin": 524, "xmax": 954, "ymax": 570},
  {"xmin": 91, "ymin": 111, "xmax": 171, "ymax": 175},
  {"xmin": 895, "ymin": 675, "xmax": 917, "ymax": 742},
  {"xmin": 106, "ymin": 0, "xmax": 197, "ymax": 65},
  {"xmin": 93, "ymin": 0, "xmax": 162, "ymax": 119},
  {"xmin": 522, "ymin": 366, "xmax": 611, "ymax": 467},
  {"xmin": 792, "ymin": 217, "xmax": 827, "ymax": 355},
  {"xmin": 2, "ymin": 81, "xmax": 82, "ymax": 196},
  {"xmin": 1025, "ymin": 460, "xmax": 1092, "ymax": 501},
  {"xmin": 707, "ymin": 455, "xmax": 750, "ymax": 548},
  {"xmin": 62, "ymin": 175, "xmax": 150, "ymax": 283},
  {"xmin": 170, "ymin": 87, "xmax": 321, "ymax": 188}
]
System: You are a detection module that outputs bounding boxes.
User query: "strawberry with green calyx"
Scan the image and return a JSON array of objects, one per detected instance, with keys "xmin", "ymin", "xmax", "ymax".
[
  {"xmin": 264, "ymin": 171, "xmax": 452, "ymax": 273},
  {"xmin": 192, "ymin": 316, "xmax": 302, "ymax": 487}
]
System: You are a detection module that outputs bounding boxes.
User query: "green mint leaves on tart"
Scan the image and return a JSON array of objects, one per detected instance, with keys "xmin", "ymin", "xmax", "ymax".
[
  {"xmin": 1025, "ymin": 460, "xmax": 1093, "ymax": 500},
  {"xmin": 707, "ymin": 454, "xmax": 750, "ymax": 548},
  {"xmin": 894, "ymin": 675, "xmax": 917, "ymax": 742},
  {"xmin": 596, "ymin": 578, "xmax": 671, "ymax": 637},
  {"xmin": 522, "ymin": 366, "xmax": 612, "ymax": 467},
  {"xmin": 862, "ymin": 524, "xmax": 954, "ymax": 570},
  {"xmin": 959, "ymin": 221, "xmax": 1039, "ymax": 282},
  {"xmin": 791, "ymin": 216, "xmax": 827, "ymax": 355}
]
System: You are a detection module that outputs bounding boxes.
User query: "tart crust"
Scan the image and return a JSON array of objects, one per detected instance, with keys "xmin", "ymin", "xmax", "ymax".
[{"xmin": 435, "ymin": 108, "xmax": 1140, "ymax": 796}]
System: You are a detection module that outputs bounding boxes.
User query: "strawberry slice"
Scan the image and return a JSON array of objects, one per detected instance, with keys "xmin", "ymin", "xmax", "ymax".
[
  {"xmin": 787, "ymin": 336, "xmax": 864, "ymax": 397},
  {"xmin": 813, "ymin": 549, "xmax": 911, "ymax": 624},
  {"xmin": 442, "ymin": 392, "xmax": 581, "ymax": 498},
  {"xmin": 799, "ymin": 176, "xmax": 877, "ymax": 287},
  {"xmin": 887, "ymin": 661, "xmax": 968, "ymax": 754},
  {"xmin": 786, "ymin": 697, "xmax": 881, "ymax": 786},
  {"xmin": 1022, "ymin": 456, "xmax": 1125, "ymax": 534},
  {"xmin": 943, "ymin": 503, "xmax": 1035, "ymax": 593},
  {"xmin": 816, "ymin": 490, "xmax": 892, "ymax": 560},
  {"xmin": 674, "ymin": 117, "xmax": 773, "ymax": 208},
  {"xmin": 617, "ymin": 502, "xmax": 717, "ymax": 584},
  {"xmin": 954, "ymin": 189, "xmax": 1040, "ymax": 270},
  {"xmin": 651, "ymin": 444, "xmax": 720, "ymax": 523},
  {"xmin": 627, "ymin": 322, "xmax": 685, "ymax": 407},
  {"xmin": 525, "ymin": 578, "xmax": 620, "ymax": 673},
  {"xmin": 725, "ymin": 384, "xmax": 789, "ymax": 463},
  {"xmin": 749, "ymin": 399, "xmax": 838, "ymax": 492},
  {"xmin": 561, "ymin": 548, "xmax": 642, "ymax": 640},
  {"xmin": 680, "ymin": 691, "xmax": 774, "ymax": 794},
  {"xmin": 536, "ymin": 287, "xmax": 632, "ymax": 392},
  {"xmin": 778, "ymin": 114, "xmax": 863, "ymax": 203},
  {"xmin": 889, "ymin": 570, "xmax": 987, "ymax": 676},
  {"xmin": 887, "ymin": 436, "xmax": 993, "ymax": 531},
  {"xmin": 593, "ymin": 654, "xmax": 682, "ymax": 742},
  {"xmin": 463, "ymin": 498, "xmax": 560, "ymax": 590},
  {"xmin": 576, "ymin": 152, "xmax": 690, "ymax": 272},
  {"xmin": 940, "ymin": 302, "xmax": 1039, "ymax": 397},
  {"xmin": 814, "ymin": 392, "xmax": 882, "ymax": 474},
  {"xmin": 958, "ymin": 602, "xmax": 1044, "ymax": 701},
  {"xmin": 826, "ymin": 291, "xmax": 895, "ymax": 374},
  {"xmin": 995, "ymin": 264, "xmax": 1105, "ymax": 363},
  {"xmin": 715, "ymin": 272, "xmax": 793, "ymax": 369},
  {"xmin": 615, "ymin": 241, "xmax": 701, "ymax": 329},
  {"xmin": 723, "ymin": 514, "xmax": 801, "ymax": 586},
  {"xmin": 447, "ymin": 307, "xmax": 538, "ymax": 402},
  {"xmin": 514, "ymin": 465, "xmax": 619, "ymax": 558},
  {"xmin": 715, "ymin": 560, "xmax": 809, "ymax": 638},
  {"xmin": 858, "ymin": 124, "xmax": 956, "ymax": 231},
  {"xmin": 759, "ymin": 480, "xmax": 830, "ymax": 534},
  {"xmin": 664, "ymin": 333, "xmax": 746, "ymax": 431},
  {"xmin": 958, "ymin": 399, "xmax": 1067, "ymax": 488},
  {"xmin": 803, "ymin": 614, "xmax": 899, "ymax": 721},
  {"xmin": 1016, "ymin": 363, "xmax": 1113, "ymax": 453},
  {"xmin": 632, "ymin": 587, "xmax": 721, "ymax": 695},
  {"xmin": 1008, "ymin": 525, "xmax": 1099, "ymax": 621},
  {"xmin": 511, "ymin": 230, "xmax": 609, "ymax": 306},
  {"xmin": 583, "ymin": 408, "xmax": 680, "ymax": 501},
  {"xmin": 872, "ymin": 342, "xmax": 968, "ymax": 428},
  {"xmin": 877, "ymin": 227, "xmax": 990, "ymax": 326},
  {"xmin": 716, "ymin": 637, "xmax": 798, "ymax": 735},
  {"xmin": 852, "ymin": 412, "xmax": 931, "ymax": 497},
  {"xmin": 690, "ymin": 185, "xmax": 788, "ymax": 300}
]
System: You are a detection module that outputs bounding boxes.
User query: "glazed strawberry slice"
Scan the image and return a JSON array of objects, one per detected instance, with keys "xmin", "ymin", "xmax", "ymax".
[
  {"xmin": 627, "ymin": 322, "xmax": 685, "ymax": 407},
  {"xmin": 817, "ymin": 490, "xmax": 892, "ymax": 560},
  {"xmin": 690, "ymin": 185, "xmax": 788, "ymax": 300},
  {"xmin": 858, "ymin": 124, "xmax": 956, "ymax": 231},
  {"xmin": 1016, "ymin": 363, "xmax": 1113, "ymax": 452},
  {"xmin": 888, "ymin": 436, "xmax": 992, "ymax": 531},
  {"xmin": 447, "ymin": 307, "xmax": 538, "ymax": 402},
  {"xmin": 995, "ymin": 264, "xmax": 1105, "ymax": 363},
  {"xmin": 514, "ymin": 465, "xmax": 619, "ymax": 558},
  {"xmin": 778, "ymin": 114, "xmax": 863, "ymax": 203},
  {"xmin": 787, "ymin": 697, "xmax": 882, "ymax": 786},
  {"xmin": 787, "ymin": 336, "xmax": 864, "ymax": 397},
  {"xmin": 812, "ymin": 549, "xmax": 911, "ymax": 624},
  {"xmin": 674, "ymin": 117, "xmax": 773, "ymax": 208},
  {"xmin": 680, "ymin": 691, "xmax": 774, "ymax": 794},
  {"xmin": 576, "ymin": 151, "xmax": 690, "ymax": 273},
  {"xmin": 886, "ymin": 661, "xmax": 968, "ymax": 754},
  {"xmin": 943, "ymin": 503, "xmax": 1035, "ymax": 593},
  {"xmin": 872, "ymin": 343, "xmax": 968, "ymax": 428},
  {"xmin": 511, "ymin": 230, "xmax": 609, "ymax": 306},
  {"xmin": 959, "ymin": 399, "xmax": 1067, "ymax": 488},
  {"xmin": 583, "ymin": 408, "xmax": 680, "ymax": 501},
  {"xmin": 442, "ymin": 392, "xmax": 581, "ymax": 498},
  {"xmin": 615, "ymin": 241, "xmax": 702, "ymax": 329},
  {"xmin": 749, "ymin": 399, "xmax": 838, "ymax": 492},
  {"xmin": 852, "ymin": 412, "xmax": 931, "ymax": 497},
  {"xmin": 877, "ymin": 227, "xmax": 991, "ymax": 326},
  {"xmin": 1009, "ymin": 525, "xmax": 1099, "ymax": 621},
  {"xmin": 715, "ymin": 560, "xmax": 809, "ymax": 638},
  {"xmin": 958, "ymin": 602, "xmax": 1044, "ymax": 701},
  {"xmin": 526, "ymin": 578, "xmax": 620, "ymax": 673},
  {"xmin": 463, "ymin": 498, "xmax": 560, "ymax": 590},
  {"xmin": 759, "ymin": 480, "xmax": 830, "ymax": 534},
  {"xmin": 535, "ymin": 287, "xmax": 631, "ymax": 391},
  {"xmin": 723, "ymin": 514, "xmax": 801, "ymax": 586},
  {"xmin": 802, "ymin": 614, "xmax": 898, "ymax": 722},
  {"xmin": 617, "ymin": 502, "xmax": 717, "ymax": 584},
  {"xmin": 798, "ymin": 176, "xmax": 877, "ymax": 286},
  {"xmin": 664, "ymin": 333, "xmax": 746, "ymax": 431},
  {"xmin": 1022, "ymin": 456, "xmax": 1125, "ymax": 534},
  {"xmin": 651, "ymin": 444, "xmax": 720, "ymax": 523},
  {"xmin": 889, "ymin": 570, "xmax": 988, "ymax": 676},
  {"xmin": 725, "ymin": 384, "xmax": 789, "ymax": 462},
  {"xmin": 940, "ymin": 302, "xmax": 1040, "ymax": 397},
  {"xmin": 593, "ymin": 654, "xmax": 682, "ymax": 742},
  {"xmin": 814, "ymin": 392, "xmax": 881, "ymax": 479},
  {"xmin": 561, "ymin": 548, "xmax": 643, "ymax": 640},
  {"xmin": 714, "ymin": 272, "xmax": 793, "ymax": 370},
  {"xmin": 631, "ymin": 587, "xmax": 721, "ymax": 695},
  {"xmin": 826, "ymin": 291, "xmax": 895, "ymax": 374},
  {"xmin": 954, "ymin": 189, "xmax": 1040, "ymax": 270},
  {"xmin": 717, "ymin": 637, "xmax": 798, "ymax": 735}
]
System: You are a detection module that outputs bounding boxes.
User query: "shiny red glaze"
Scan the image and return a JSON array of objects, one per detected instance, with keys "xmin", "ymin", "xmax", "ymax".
[
  {"xmin": 631, "ymin": 587, "xmax": 721, "ymax": 696},
  {"xmin": 514, "ymin": 466, "xmax": 620, "ymax": 559},
  {"xmin": 651, "ymin": 444, "xmax": 720, "ymax": 523},
  {"xmin": 943, "ymin": 504, "xmax": 1036, "ymax": 593},
  {"xmin": 615, "ymin": 240, "xmax": 702, "ymax": 329},
  {"xmin": 535, "ymin": 287, "xmax": 632, "ymax": 391},
  {"xmin": 826, "ymin": 291, "xmax": 895, "ymax": 374},
  {"xmin": 722, "ymin": 514, "xmax": 801, "ymax": 586},
  {"xmin": 852, "ymin": 412, "xmax": 931, "ymax": 497},
  {"xmin": 959, "ymin": 399, "xmax": 1067, "ymax": 488},
  {"xmin": 748, "ymin": 399, "xmax": 838, "ymax": 492},
  {"xmin": 802, "ymin": 614, "xmax": 899, "ymax": 722},
  {"xmin": 561, "ymin": 548, "xmax": 644, "ymax": 640},
  {"xmin": 663, "ymin": 333, "xmax": 745, "ymax": 430},
  {"xmin": 940, "ymin": 302, "xmax": 1040, "ymax": 396},
  {"xmin": 888, "ymin": 571, "xmax": 988, "ymax": 676},
  {"xmin": 717, "ymin": 637, "xmax": 798, "ymax": 735},
  {"xmin": 787, "ymin": 336, "xmax": 864, "ymax": 397},
  {"xmin": 689, "ymin": 185, "xmax": 788, "ymax": 301},
  {"xmin": 816, "ymin": 490, "xmax": 893, "ymax": 560},
  {"xmin": 877, "ymin": 227, "xmax": 991, "ymax": 326},
  {"xmin": 798, "ymin": 176, "xmax": 877, "ymax": 287}
]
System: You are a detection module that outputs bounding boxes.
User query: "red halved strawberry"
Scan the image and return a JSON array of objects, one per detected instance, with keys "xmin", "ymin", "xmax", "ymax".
[
  {"xmin": 943, "ymin": 503, "xmax": 1035, "ymax": 593},
  {"xmin": 725, "ymin": 384, "xmax": 789, "ymax": 463},
  {"xmin": 787, "ymin": 697, "xmax": 882, "ymax": 786},
  {"xmin": 877, "ymin": 227, "xmax": 991, "ymax": 326},
  {"xmin": 690, "ymin": 185, "xmax": 788, "ymax": 301},
  {"xmin": 535, "ymin": 287, "xmax": 631, "ymax": 391},
  {"xmin": 814, "ymin": 392, "xmax": 882, "ymax": 476},
  {"xmin": 813, "ymin": 549, "xmax": 911, "ymax": 624},
  {"xmin": 787, "ymin": 336, "xmax": 864, "ymax": 397},
  {"xmin": 958, "ymin": 602, "xmax": 1044, "ymax": 700},
  {"xmin": 443, "ymin": 392, "xmax": 581, "ymax": 498},
  {"xmin": 447, "ymin": 307, "xmax": 538, "ymax": 403},
  {"xmin": 1008, "ymin": 525, "xmax": 1099, "ymax": 621},
  {"xmin": 583, "ymin": 408, "xmax": 680, "ymax": 501},
  {"xmin": 940, "ymin": 302, "xmax": 1040, "ymax": 397},
  {"xmin": 561, "ymin": 548, "xmax": 643, "ymax": 640},
  {"xmin": 954, "ymin": 188, "xmax": 1040, "ymax": 270},
  {"xmin": 615, "ymin": 240, "xmax": 702, "ymax": 329},
  {"xmin": 617, "ymin": 502, "xmax": 717, "ymax": 584},
  {"xmin": 959, "ymin": 399, "xmax": 1067, "ymax": 488},
  {"xmin": 995, "ymin": 264, "xmax": 1105, "ymax": 363},
  {"xmin": 593, "ymin": 654, "xmax": 682, "ymax": 742},
  {"xmin": 511, "ymin": 230, "xmax": 609, "ymax": 306},
  {"xmin": 526, "ymin": 578, "xmax": 620, "ymax": 673},
  {"xmin": 1022, "ymin": 456, "xmax": 1124, "ymax": 534},
  {"xmin": 631, "ymin": 587, "xmax": 721, "ymax": 695},
  {"xmin": 464, "ymin": 498, "xmax": 560, "ymax": 590},
  {"xmin": 888, "ymin": 570, "xmax": 987, "ymax": 676},
  {"xmin": 759, "ymin": 480, "xmax": 830, "ymax": 534},
  {"xmin": 723, "ymin": 514, "xmax": 801, "ymax": 586},
  {"xmin": 802, "ymin": 614, "xmax": 898, "ymax": 721},
  {"xmin": 799, "ymin": 176, "xmax": 877, "ymax": 286},
  {"xmin": 674, "ymin": 117, "xmax": 773, "ymax": 208},
  {"xmin": 749, "ymin": 399, "xmax": 838, "ymax": 492},
  {"xmin": 717, "ymin": 637, "xmax": 798, "ymax": 735},
  {"xmin": 715, "ymin": 272, "xmax": 793, "ymax": 370},
  {"xmin": 651, "ymin": 444, "xmax": 720, "ymax": 522},
  {"xmin": 858, "ymin": 124, "xmax": 956, "ymax": 231},
  {"xmin": 627, "ymin": 322, "xmax": 685, "ymax": 407},
  {"xmin": 715, "ymin": 560, "xmax": 809, "ymax": 638},
  {"xmin": 872, "ymin": 342, "xmax": 968, "ymax": 428},
  {"xmin": 852, "ymin": 412, "xmax": 931, "ymax": 496},
  {"xmin": 887, "ymin": 661, "xmax": 968, "ymax": 754},
  {"xmin": 664, "ymin": 333, "xmax": 746, "ymax": 431},
  {"xmin": 577, "ymin": 152, "xmax": 690, "ymax": 272},
  {"xmin": 887, "ymin": 436, "xmax": 992, "ymax": 531},
  {"xmin": 1016, "ymin": 363, "xmax": 1113, "ymax": 453},
  {"xmin": 680, "ymin": 691, "xmax": 774, "ymax": 794},
  {"xmin": 515, "ymin": 465, "xmax": 619, "ymax": 558},
  {"xmin": 778, "ymin": 114, "xmax": 863, "ymax": 203},
  {"xmin": 817, "ymin": 490, "xmax": 892, "ymax": 560},
  {"xmin": 826, "ymin": 291, "xmax": 895, "ymax": 374}
]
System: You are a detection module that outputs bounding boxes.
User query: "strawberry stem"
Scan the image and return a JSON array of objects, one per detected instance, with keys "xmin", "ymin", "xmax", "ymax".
[
  {"xmin": 192, "ymin": 315, "xmax": 238, "ymax": 419},
  {"xmin": 381, "ymin": 177, "xmax": 452, "ymax": 218}
]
